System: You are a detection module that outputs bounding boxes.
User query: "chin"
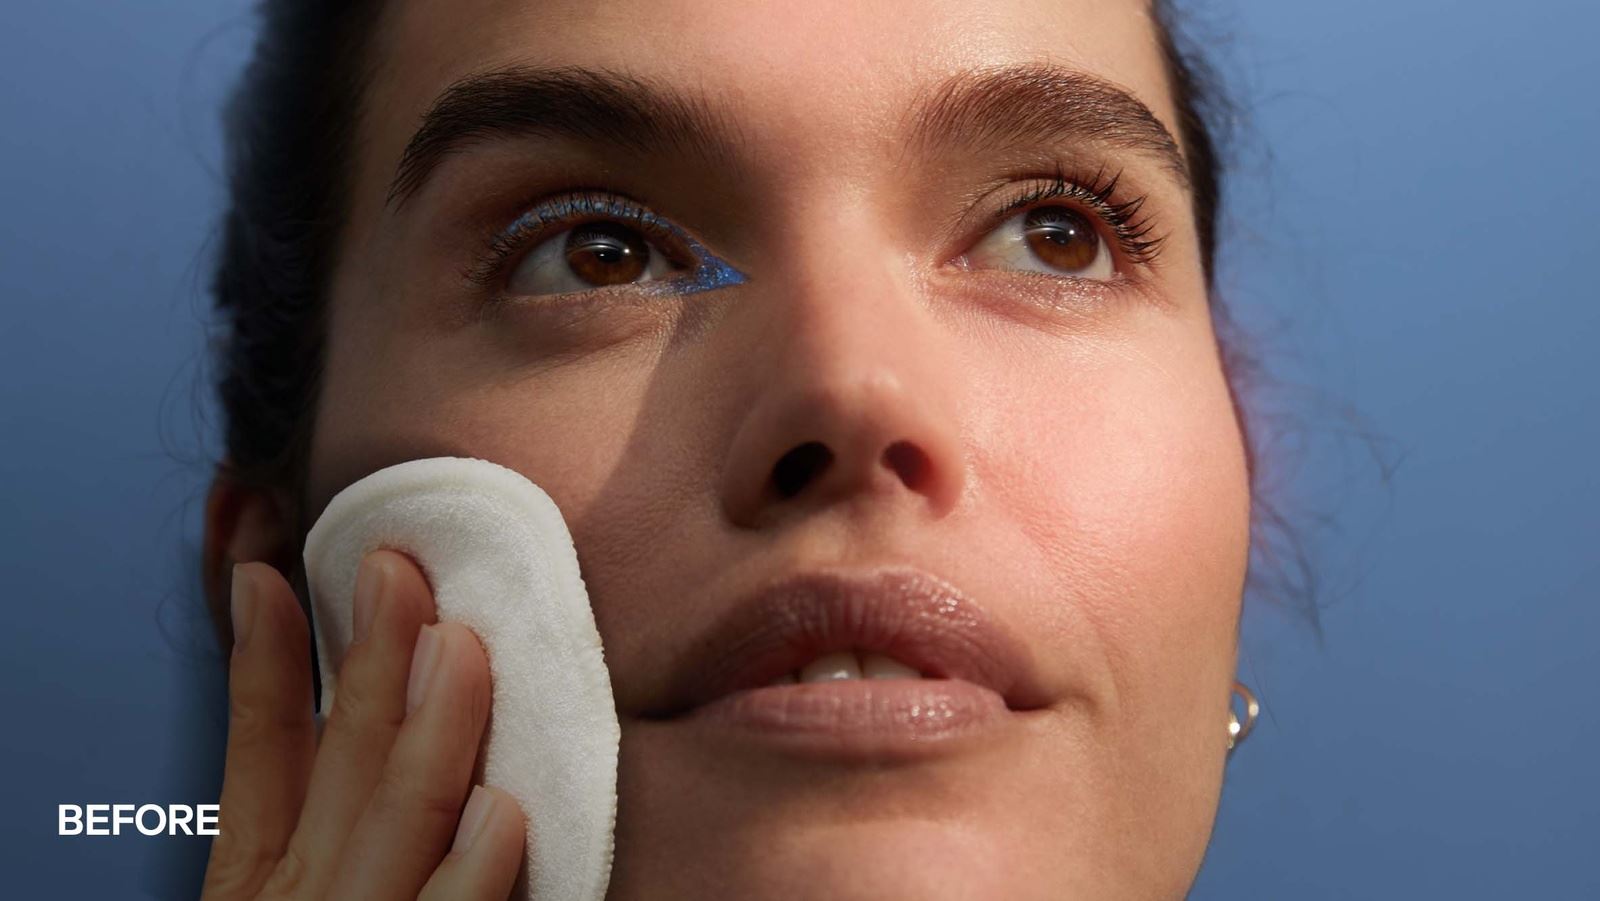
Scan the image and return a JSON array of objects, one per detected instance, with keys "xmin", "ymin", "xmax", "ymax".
[{"xmin": 610, "ymin": 816, "xmax": 1071, "ymax": 901}]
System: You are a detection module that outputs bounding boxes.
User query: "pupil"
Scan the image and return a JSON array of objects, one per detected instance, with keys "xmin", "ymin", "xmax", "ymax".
[
  {"xmin": 565, "ymin": 221, "xmax": 649, "ymax": 286},
  {"xmin": 1023, "ymin": 206, "xmax": 1099, "ymax": 272}
]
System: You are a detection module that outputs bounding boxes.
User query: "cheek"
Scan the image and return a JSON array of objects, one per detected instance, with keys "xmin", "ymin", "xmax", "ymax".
[
  {"xmin": 971, "ymin": 328, "xmax": 1251, "ymax": 702},
  {"xmin": 312, "ymin": 298, "xmax": 670, "ymax": 547},
  {"xmin": 396, "ymin": 352, "xmax": 722, "ymax": 615},
  {"xmin": 421, "ymin": 362, "xmax": 677, "ymax": 525}
]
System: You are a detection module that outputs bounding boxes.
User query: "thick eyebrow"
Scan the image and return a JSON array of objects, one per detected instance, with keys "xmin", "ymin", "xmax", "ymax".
[
  {"xmin": 906, "ymin": 63, "xmax": 1191, "ymax": 190},
  {"xmin": 386, "ymin": 65, "xmax": 740, "ymax": 208},
  {"xmin": 388, "ymin": 62, "xmax": 1190, "ymax": 209}
]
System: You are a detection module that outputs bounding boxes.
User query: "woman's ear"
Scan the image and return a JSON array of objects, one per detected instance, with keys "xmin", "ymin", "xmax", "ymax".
[{"xmin": 203, "ymin": 459, "xmax": 297, "ymax": 650}]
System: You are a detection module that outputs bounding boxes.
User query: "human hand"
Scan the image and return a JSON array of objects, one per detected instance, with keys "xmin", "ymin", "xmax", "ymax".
[{"xmin": 201, "ymin": 551, "xmax": 525, "ymax": 900}]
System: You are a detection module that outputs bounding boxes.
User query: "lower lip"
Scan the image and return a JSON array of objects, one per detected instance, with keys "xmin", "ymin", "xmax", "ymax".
[{"xmin": 681, "ymin": 677, "xmax": 1013, "ymax": 760}]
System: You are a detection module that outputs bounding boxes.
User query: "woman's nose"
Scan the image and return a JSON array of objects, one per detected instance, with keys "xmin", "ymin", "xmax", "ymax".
[{"xmin": 718, "ymin": 257, "xmax": 967, "ymax": 530}]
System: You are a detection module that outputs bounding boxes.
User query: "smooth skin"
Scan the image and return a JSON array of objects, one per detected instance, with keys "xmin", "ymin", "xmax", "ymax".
[{"xmin": 204, "ymin": 0, "xmax": 1251, "ymax": 898}]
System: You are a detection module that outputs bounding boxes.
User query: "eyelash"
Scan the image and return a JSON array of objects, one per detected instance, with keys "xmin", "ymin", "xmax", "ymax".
[
  {"xmin": 464, "ymin": 168, "xmax": 1164, "ymax": 293},
  {"xmin": 986, "ymin": 165, "xmax": 1165, "ymax": 267},
  {"xmin": 463, "ymin": 190, "xmax": 697, "ymax": 290}
]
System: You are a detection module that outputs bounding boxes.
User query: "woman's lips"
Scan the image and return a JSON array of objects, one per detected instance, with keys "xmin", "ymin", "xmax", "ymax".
[
  {"xmin": 654, "ymin": 565, "xmax": 1051, "ymax": 714},
  {"xmin": 644, "ymin": 565, "xmax": 1049, "ymax": 758},
  {"xmin": 680, "ymin": 676, "xmax": 1015, "ymax": 760}
]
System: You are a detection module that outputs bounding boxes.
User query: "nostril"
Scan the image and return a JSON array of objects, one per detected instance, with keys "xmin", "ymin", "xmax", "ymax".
[
  {"xmin": 771, "ymin": 441, "xmax": 832, "ymax": 498},
  {"xmin": 883, "ymin": 440, "xmax": 931, "ymax": 492}
]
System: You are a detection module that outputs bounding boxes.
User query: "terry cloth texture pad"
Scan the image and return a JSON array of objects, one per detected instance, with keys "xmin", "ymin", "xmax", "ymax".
[{"xmin": 303, "ymin": 456, "xmax": 618, "ymax": 901}]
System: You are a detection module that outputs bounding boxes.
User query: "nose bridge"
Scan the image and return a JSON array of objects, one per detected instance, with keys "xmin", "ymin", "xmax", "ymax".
[
  {"xmin": 786, "ymin": 240, "xmax": 917, "ymax": 378},
  {"xmin": 719, "ymin": 225, "xmax": 967, "ymax": 528},
  {"xmin": 768, "ymin": 191, "xmax": 931, "ymax": 374}
]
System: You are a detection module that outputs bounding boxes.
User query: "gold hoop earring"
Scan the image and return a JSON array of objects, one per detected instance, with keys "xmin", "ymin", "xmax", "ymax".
[{"xmin": 1226, "ymin": 680, "xmax": 1259, "ymax": 755}]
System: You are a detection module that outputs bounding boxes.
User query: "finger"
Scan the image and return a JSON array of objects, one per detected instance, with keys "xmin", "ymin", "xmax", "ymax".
[
  {"xmin": 418, "ymin": 785, "xmax": 527, "ymax": 901},
  {"xmin": 201, "ymin": 562, "xmax": 316, "ymax": 900},
  {"xmin": 264, "ymin": 549, "xmax": 437, "ymax": 897},
  {"xmin": 326, "ymin": 622, "xmax": 493, "ymax": 900}
]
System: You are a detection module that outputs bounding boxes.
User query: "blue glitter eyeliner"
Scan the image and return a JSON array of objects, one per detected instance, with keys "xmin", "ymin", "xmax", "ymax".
[
  {"xmin": 668, "ymin": 230, "xmax": 746, "ymax": 294},
  {"xmin": 473, "ymin": 191, "xmax": 747, "ymax": 297}
]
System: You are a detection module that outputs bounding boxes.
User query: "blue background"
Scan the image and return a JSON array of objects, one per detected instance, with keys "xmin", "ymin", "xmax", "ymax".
[{"xmin": 2, "ymin": 1, "xmax": 1595, "ymax": 897}]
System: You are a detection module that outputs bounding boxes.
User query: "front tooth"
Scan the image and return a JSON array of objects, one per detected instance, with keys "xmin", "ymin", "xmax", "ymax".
[
  {"xmin": 799, "ymin": 651, "xmax": 861, "ymax": 683},
  {"xmin": 860, "ymin": 652, "xmax": 921, "ymax": 680}
]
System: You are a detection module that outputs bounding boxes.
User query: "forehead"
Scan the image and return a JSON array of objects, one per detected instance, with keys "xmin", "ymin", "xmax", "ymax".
[{"xmin": 359, "ymin": 0, "xmax": 1175, "ymax": 182}]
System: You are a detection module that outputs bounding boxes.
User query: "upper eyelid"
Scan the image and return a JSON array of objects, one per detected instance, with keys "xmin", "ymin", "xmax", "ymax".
[
  {"xmin": 492, "ymin": 193, "xmax": 681, "ymax": 253},
  {"xmin": 968, "ymin": 171, "xmax": 1166, "ymax": 267},
  {"xmin": 465, "ymin": 192, "xmax": 696, "ymax": 287},
  {"xmin": 469, "ymin": 190, "xmax": 749, "ymax": 297}
]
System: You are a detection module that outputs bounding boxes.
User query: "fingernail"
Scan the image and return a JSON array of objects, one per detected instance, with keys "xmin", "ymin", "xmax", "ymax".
[
  {"xmin": 352, "ymin": 551, "xmax": 387, "ymax": 645},
  {"xmin": 230, "ymin": 564, "xmax": 255, "ymax": 653},
  {"xmin": 406, "ymin": 625, "xmax": 442, "ymax": 716},
  {"xmin": 452, "ymin": 785, "xmax": 495, "ymax": 854}
]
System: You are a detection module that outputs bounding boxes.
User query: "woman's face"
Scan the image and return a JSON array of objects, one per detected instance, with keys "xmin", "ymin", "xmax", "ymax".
[{"xmin": 304, "ymin": 0, "xmax": 1251, "ymax": 897}]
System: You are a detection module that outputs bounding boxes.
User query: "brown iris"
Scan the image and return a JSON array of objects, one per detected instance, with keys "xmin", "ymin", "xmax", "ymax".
[
  {"xmin": 1022, "ymin": 206, "xmax": 1101, "ymax": 272},
  {"xmin": 564, "ymin": 221, "xmax": 650, "ymax": 286}
]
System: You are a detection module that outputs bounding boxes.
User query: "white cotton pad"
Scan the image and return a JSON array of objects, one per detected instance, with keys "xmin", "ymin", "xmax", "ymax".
[{"xmin": 302, "ymin": 456, "xmax": 618, "ymax": 901}]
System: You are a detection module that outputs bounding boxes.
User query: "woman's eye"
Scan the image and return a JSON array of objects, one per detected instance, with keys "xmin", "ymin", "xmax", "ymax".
[
  {"xmin": 507, "ymin": 220, "xmax": 681, "ymax": 296},
  {"xmin": 963, "ymin": 205, "xmax": 1114, "ymax": 281}
]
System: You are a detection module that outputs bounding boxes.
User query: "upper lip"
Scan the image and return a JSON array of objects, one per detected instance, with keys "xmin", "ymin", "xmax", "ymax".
[{"xmin": 649, "ymin": 565, "xmax": 1053, "ymax": 717}]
